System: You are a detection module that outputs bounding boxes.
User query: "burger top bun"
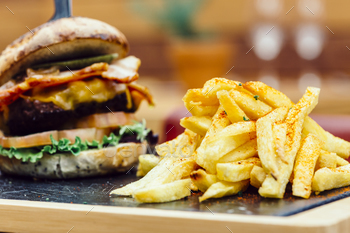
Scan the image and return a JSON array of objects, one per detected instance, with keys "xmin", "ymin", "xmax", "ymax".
[{"xmin": 0, "ymin": 16, "xmax": 129, "ymax": 85}]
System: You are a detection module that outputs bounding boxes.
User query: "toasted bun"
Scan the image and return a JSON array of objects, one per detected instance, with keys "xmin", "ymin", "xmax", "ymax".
[
  {"xmin": 0, "ymin": 142, "xmax": 146, "ymax": 179},
  {"xmin": 0, "ymin": 17, "xmax": 129, "ymax": 85}
]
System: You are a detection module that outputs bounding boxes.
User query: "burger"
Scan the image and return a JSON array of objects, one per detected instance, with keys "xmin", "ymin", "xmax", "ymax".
[{"xmin": 0, "ymin": 17, "xmax": 157, "ymax": 179}]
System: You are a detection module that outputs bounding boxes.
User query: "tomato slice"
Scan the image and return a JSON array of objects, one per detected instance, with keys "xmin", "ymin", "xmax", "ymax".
[
  {"xmin": 0, "ymin": 130, "xmax": 59, "ymax": 148},
  {"xmin": 0, "ymin": 128, "xmax": 113, "ymax": 149}
]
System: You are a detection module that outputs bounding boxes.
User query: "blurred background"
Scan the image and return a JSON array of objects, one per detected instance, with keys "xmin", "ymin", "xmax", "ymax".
[{"xmin": 1, "ymin": 0, "xmax": 350, "ymax": 142}]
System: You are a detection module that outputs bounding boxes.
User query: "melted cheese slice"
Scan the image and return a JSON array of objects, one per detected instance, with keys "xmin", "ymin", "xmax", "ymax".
[{"xmin": 21, "ymin": 78, "xmax": 128, "ymax": 110}]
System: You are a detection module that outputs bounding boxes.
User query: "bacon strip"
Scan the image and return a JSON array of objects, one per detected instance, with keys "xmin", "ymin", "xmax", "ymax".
[
  {"xmin": 0, "ymin": 56, "xmax": 143, "ymax": 109},
  {"xmin": 102, "ymin": 56, "xmax": 140, "ymax": 83},
  {"xmin": 128, "ymin": 82, "xmax": 155, "ymax": 106},
  {"xmin": 0, "ymin": 63, "xmax": 108, "ymax": 107}
]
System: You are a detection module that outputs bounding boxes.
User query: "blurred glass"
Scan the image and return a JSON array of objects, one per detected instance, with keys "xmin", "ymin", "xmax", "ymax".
[
  {"xmin": 295, "ymin": 24, "xmax": 325, "ymax": 60},
  {"xmin": 252, "ymin": 24, "xmax": 284, "ymax": 61},
  {"xmin": 255, "ymin": 0, "xmax": 282, "ymax": 18},
  {"xmin": 298, "ymin": 0, "xmax": 324, "ymax": 19}
]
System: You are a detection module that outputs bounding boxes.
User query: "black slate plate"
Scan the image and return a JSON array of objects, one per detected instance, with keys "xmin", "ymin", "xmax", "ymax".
[{"xmin": 0, "ymin": 169, "xmax": 349, "ymax": 216}]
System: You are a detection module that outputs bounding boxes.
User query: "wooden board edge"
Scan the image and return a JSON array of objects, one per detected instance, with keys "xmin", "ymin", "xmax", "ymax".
[{"xmin": 0, "ymin": 197, "xmax": 349, "ymax": 233}]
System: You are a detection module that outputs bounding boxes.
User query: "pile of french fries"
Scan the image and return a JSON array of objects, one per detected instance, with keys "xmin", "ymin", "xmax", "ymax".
[{"xmin": 110, "ymin": 78, "xmax": 350, "ymax": 203}]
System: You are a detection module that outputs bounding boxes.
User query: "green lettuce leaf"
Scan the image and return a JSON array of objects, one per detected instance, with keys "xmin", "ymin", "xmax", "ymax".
[{"xmin": 0, "ymin": 120, "xmax": 150, "ymax": 163}]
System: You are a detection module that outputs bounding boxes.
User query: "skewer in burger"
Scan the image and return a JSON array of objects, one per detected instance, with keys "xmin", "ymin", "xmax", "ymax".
[{"xmin": 0, "ymin": 17, "xmax": 157, "ymax": 179}]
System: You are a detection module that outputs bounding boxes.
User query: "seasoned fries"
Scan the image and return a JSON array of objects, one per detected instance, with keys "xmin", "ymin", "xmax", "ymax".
[
  {"xmin": 190, "ymin": 169, "xmax": 218, "ymax": 192},
  {"xmin": 180, "ymin": 116, "xmax": 212, "ymax": 136},
  {"xmin": 218, "ymin": 138, "xmax": 258, "ymax": 163},
  {"xmin": 217, "ymin": 157, "xmax": 261, "ymax": 182},
  {"xmin": 136, "ymin": 154, "xmax": 161, "ymax": 177},
  {"xmin": 292, "ymin": 134, "xmax": 322, "ymax": 199},
  {"xmin": 111, "ymin": 78, "xmax": 350, "ymax": 203},
  {"xmin": 260, "ymin": 87, "xmax": 320, "ymax": 198},
  {"xmin": 312, "ymin": 165, "xmax": 350, "ymax": 192},
  {"xmin": 199, "ymin": 180, "xmax": 249, "ymax": 202},
  {"xmin": 256, "ymin": 107, "xmax": 288, "ymax": 178},
  {"xmin": 133, "ymin": 179, "xmax": 192, "ymax": 203},
  {"xmin": 316, "ymin": 150, "xmax": 337, "ymax": 170},
  {"xmin": 250, "ymin": 166, "xmax": 266, "ymax": 189},
  {"xmin": 229, "ymin": 90, "xmax": 272, "ymax": 120},
  {"xmin": 217, "ymin": 90, "xmax": 247, "ymax": 123},
  {"xmin": 111, "ymin": 157, "xmax": 197, "ymax": 196}
]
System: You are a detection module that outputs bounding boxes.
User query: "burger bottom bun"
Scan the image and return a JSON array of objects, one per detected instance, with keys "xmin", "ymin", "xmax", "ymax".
[{"xmin": 0, "ymin": 142, "xmax": 147, "ymax": 179}]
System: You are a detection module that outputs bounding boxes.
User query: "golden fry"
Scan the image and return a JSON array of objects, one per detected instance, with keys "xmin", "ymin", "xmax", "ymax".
[
  {"xmin": 243, "ymin": 81, "xmax": 294, "ymax": 108},
  {"xmin": 156, "ymin": 129, "xmax": 199, "ymax": 158},
  {"xmin": 316, "ymin": 150, "xmax": 337, "ymax": 170},
  {"xmin": 292, "ymin": 134, "xmax": 322, "ymax": 199},
  {"xmin": 199, "ymin": 180, "xmax": 249, "ymax": 202},
  {"xmin": 259, "ymin": 87, "xmax": 320, "ymax": 198},
  {"xmin": 303, "ymin": 117, "xmax": 350, "ymax": 159},
  {"xmin": 250, "ymin": 166, "xmax": 267, "ymax": 189},
  {"xmin": 245, "ymin": 81, "xmax": 350, "ymax": 159},
  {"xmin": 217, "ymin": 90, "xmax": 247, "ymax": 123},
  {"xmin": 273, "ymin": 122, "xmax": 288, "ymax": 164},
  {"xmin": 180, "ymin": 116, "xmax": 212, "ymax": 136},
  {"xmin": 217, "ymin": 157, "xmax": 261, "ymax": 182},
  {"xmin": 229, "ymin": 90, "xmax": 273, "ymax": 120},
  {"xmin": 198, "ymin": 121, "xmax": 256, "ymax": 174},
  {"xmin": 256, "ymin": 107, "xmax": 288, "ymax": 178},
  {"xmin": 136, "ymin": 154, "xmax": 161, "ymax": 177},
  {"xmin": 312, "ymin": 165, "xmax": 350, "ymax": 192},
  {"xmin": 218, "ymin": 138, "xmax": 258, "ymax": 163},
  {"xmin": 190, "ymin": 169, "xmax": 218, "ymax": 192},
  {"xmin": 133, "ymin": 179, "xmax": 192, "ymax": 203},
  {"xmin": 110, "ymin": 157, "xmax": 197, "ymax": 196}
]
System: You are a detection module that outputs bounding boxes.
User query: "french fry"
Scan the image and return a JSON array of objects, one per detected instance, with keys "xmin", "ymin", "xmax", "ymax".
[
  {"xmin": 312, "ymin": 165, "xmax": 350, "ymax": 192},
  {"xmin": 256, "ymin": 107, "xmax": 289, "ymax": 178},
  {"xmin": 182, "ymin": 88, "xmax": 219, "ymax": 106},
  {"xmin": 202, "ymin": 78, "xmax": 239, "ymax": 101},
  {"xmin": 244, "ymin": 81, "xmax": 294, "ymax": 109},
  {"xmin": 189, "ymin": 181, "xmax": 199, "ymax": 192},
  {"xmin": 199, "ymin": 180, "xmax": 249, "ymax": 202},
  {"xmin": 203, "ymin": 106, "xmax": 231, "ymax": 137},
  {"xmin": 136, "ymin": 154, "xmax": 161, "ymax": 177},
  {"xmin": 218, "ymin": 138, "xmax": 258, "ymax": 163},
  {"xmin": 156, "ymin": 129, "xmax": 199, "ymax": 158},
  {"xmin": 245, "ymin": 81, "xmax": 350, "ymax": 159},
  {"xmin": 133, "ymin": 178, "xmax": 192, "ymax": 203},
  {"xmin": 336, "ymin": 156, "xmax": 349, "ymax": 167},
  {"xmin": 259, "ymin": 87, "xmax": 320, "ymax": 198},
  {"xmin": 186, "ymin": 104, "xmax": 219, "ymax": 117},
  {"xmin": 182, "ymin": 78, "xmax": 238, "ymax": 116},
  {"xmin": 315, "ymin": 150, "xmax": 337, "ymax": 170},
  {"xmin": 209, "ymin": 121, "xmax": 256, "ymax": 139},
  {"xmin": 273, "ymin": 122, "xmax": 288, "ymax": 164},
  {"xmin": 229, "ymin": 90, "xmax": 273, "ymax": 120},
  {"xmin": 197, "ymin": 121, "xmax": 256, "ymax": 174},
  {"xmin": 250, "ymin": 166, "xmax": 267, "ymax": 189},
  {"xmin": 217, "ymin": 157, "xmax": 261, "ymax": 182},
  {"xmin": 190, "ymin": 169, "xmax": 218, "ymax": 192},
  {"xmin": 194, "ymin": 106, "xmax": 231, "ymax": 173},
  {"xmin": 217, "ymin": 90, "xmax": 247, "ymax": 123},
  {"xmin": 180, "ymin": 116, "xmax": 212, "ymax": 136},
  {"xmin": 110, "ymin": 157, "xmax": 197, "ymax": 196},
  {"xmin": 302, "ymin": 117, "xmax": 350, "ymax": 159},
  {"xmin": 292, "ymin": 134, "xmax": 322, "ymax": 198}
]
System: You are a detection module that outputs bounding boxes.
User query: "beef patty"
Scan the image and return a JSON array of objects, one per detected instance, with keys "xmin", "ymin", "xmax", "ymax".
[{"xmin": 5, "ymin": 92, "xmax": 135, "ymax": 136}]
